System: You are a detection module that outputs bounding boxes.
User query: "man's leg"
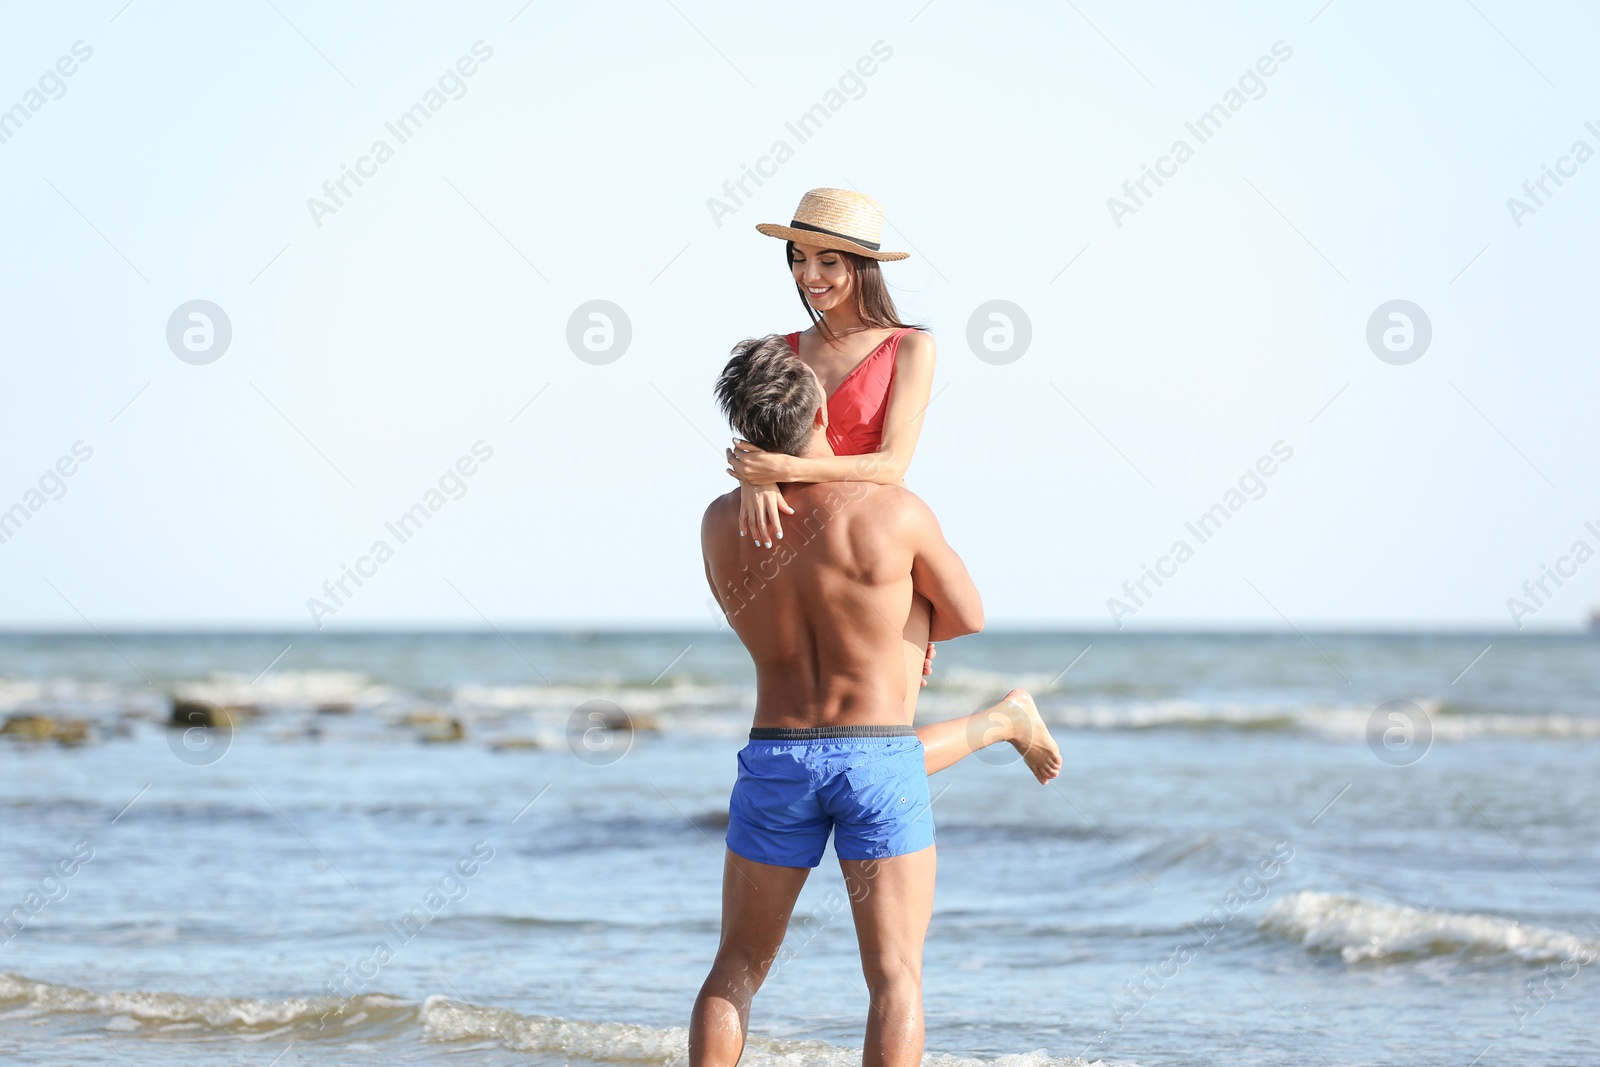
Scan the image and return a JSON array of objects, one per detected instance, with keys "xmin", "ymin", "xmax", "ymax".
[
  {"xmin": 840, "ymin": 846, "xmax": 937, "ymax": 1067},
  {"xmin": 689, "ymin": 850, "xmax": 811, "ymax": 1067}
]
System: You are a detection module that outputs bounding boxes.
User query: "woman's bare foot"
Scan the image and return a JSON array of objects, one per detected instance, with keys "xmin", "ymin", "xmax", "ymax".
[
  {"xmin": 918, "ymin": 689, "xmax": 1065, "ymax": 778},
  {"xmin": 1001, "ymin": 689, "xmax": 1061, "ymax": 784}
]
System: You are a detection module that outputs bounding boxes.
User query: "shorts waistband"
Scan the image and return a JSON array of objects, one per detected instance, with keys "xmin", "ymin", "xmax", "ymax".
[{"xmin": 749, "ymin": 725, "xmax": 916, "ymax": 740}]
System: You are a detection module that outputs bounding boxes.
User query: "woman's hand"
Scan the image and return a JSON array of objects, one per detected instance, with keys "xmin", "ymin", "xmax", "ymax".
[
  {"xmin": 921, "ymin": 642, "xmax": 936, "ymax": 687},
  {"xmin": 731, "ymin": 479, "xmax": 794, "ymax": 548},
  {"xmin": 727, "ymin": 441, "xmax": 794, "ymax": 546},
  {"xmin": 726, "ymin": 440, "xmax": 791, "ymax": 486}
]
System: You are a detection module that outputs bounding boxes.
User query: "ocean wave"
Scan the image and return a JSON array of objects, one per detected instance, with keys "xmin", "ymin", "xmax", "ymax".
[
  {"xmin": 0, "ymin": 675, "xmax": 156, "ymax": 716},
  {"xmin": 9, "ymin": 667, "xmax": 1600, "ymax": 745},
  {"xmin": 0, "ymin": 972, "xmax": 1112, "ymax": 1065},
  {"xmin": 419, "ymin": 996, "xmax": 1109, "ymax": 1067},
  {"xmin": 174, "ymin": 669, "xmax": 394, "ymax": 709},
  {"xmin": 453, "ymin": 682, "xmax": 752, "ymax": 720},
  {"xmin": 1028, "ymin": 699, "xmax": 1600, "ymax": 740},
  {"xmin": 932, "ymin": 667, "xmax": 1074, "ymax": 694},
  {"xmin": 1038, "ymin": 699, "xmax": 1312, "ymax": 732},
  {"xmin": 0, "ymin": 971, "xmax": 412, "ymax": 1033},
  {"xmin": 1259, "ymin": 890, "xmax": 1600, "ymax": 963}
]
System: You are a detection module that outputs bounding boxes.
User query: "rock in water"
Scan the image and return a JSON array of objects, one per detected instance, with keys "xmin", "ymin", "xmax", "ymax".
[
  {"xmin": 1, "ymin": 714, "xmax": 57, "ymax": 741},
  {"xmin": 170, "ymin": 698, "xmax": 233, "ymax": 730},
  {"xmin": 420, "ymin": 717, "xmax": 467, "ymax": 743},
  {"xmin": 52, "ymin": 720, "xmax": 90, "ymax": 747},
  {"xmin": 1, "ymin": 714, "xmax": 92, "ymax": 745}
]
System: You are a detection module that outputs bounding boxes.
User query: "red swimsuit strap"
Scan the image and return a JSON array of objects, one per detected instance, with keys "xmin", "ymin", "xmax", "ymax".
[
  {"xmin": 784, "ymin": 327, "xmax": 911, "ymax": 365},
  {"xmin": 832, "ymin": 327, "xmax": 911, "ymax": 391}
]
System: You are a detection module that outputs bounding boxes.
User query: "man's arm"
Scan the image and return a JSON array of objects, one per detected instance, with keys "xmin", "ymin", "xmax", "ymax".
[{"xmin": 899, "ymin": 493, "xmax": 984, "ymax": 641}]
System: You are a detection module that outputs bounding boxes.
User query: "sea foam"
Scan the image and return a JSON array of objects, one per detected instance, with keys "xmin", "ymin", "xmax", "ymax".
[
  {"xmin": 420, "ymin": 996, "xmax": 1113, "ymax": 1067},
  {"xmin": 0, "ymin": 971, "xmax": 1116, "ymax": 1066}
]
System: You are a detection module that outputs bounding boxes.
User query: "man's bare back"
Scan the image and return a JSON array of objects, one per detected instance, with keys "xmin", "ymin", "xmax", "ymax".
[{"xmin": 703, "ymin": 480, "xmax": 983, "ymax": 731}]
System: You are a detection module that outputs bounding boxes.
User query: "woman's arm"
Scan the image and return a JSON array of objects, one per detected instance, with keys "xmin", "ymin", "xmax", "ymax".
[{"xmin": 731, "ymin": 331, "xmax": 937, "ymax": 488}]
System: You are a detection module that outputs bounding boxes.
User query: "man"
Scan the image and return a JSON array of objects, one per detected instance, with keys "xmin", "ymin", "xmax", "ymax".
[{"xmin": 689, "ymin": 335, "xmax": 990, "ymax": 1067}]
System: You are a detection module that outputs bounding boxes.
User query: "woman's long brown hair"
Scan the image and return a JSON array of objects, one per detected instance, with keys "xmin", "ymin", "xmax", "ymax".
[{"xmin": 786, "ymin": 242, "xmax": 921, "ymax": 344}]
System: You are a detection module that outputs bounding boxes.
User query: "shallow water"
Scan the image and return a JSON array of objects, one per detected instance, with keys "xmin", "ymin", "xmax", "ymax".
[{"xmin": 1, "ymin": 631, "xmax": 1596, "ymax": 1065}]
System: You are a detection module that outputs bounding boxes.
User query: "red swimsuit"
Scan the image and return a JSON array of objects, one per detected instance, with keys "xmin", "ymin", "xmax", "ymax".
[{"xmin": 785, "ymin": 328, "xmax": 916, "ymax": 456}]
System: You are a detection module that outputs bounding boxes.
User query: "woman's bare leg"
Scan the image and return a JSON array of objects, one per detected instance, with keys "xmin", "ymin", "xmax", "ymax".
[
  {"xmin": 899, "ymin": 594, "xmax": 932, "ymax": 723},
  {"xmin": 898, "ymin": 598, "xmax": 1061, "ymax": 783},
  {"xmin": 917, "ymin": 689, "xmax": 1061, "ymax": 783}
]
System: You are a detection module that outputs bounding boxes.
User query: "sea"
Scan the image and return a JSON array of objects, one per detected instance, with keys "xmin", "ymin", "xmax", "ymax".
[{"xmin": 0, "ymin": 630, "xmax": 1595, "ymax": 1066}]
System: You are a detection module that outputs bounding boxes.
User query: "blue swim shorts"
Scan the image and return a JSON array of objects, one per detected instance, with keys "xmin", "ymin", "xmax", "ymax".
[{"xmin": 726, "ymin": 725, "xmax": 934, "ymax": 868}]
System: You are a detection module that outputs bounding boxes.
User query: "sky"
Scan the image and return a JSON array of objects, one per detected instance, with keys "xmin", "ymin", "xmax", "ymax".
[{"xmin": 1, "ymin": 0, "xmax": 1597, "ymax": 631}]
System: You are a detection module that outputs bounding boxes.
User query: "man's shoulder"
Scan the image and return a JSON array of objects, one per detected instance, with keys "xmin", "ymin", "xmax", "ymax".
[
  {"xmin": 859, "ymin": 482, "xmax": 928, "ymax": 516},
  {"xmin": 702, "ymin": 490, "xmax": 741, "ymax": 538},
  {"xmin": 865, "ymin": 487, "xmax": 940, "ymax": 556},
  {"xmin": 798, "ymin": 482, "xmax": 928, "ymax": 532},
  {"xmin": 786, "ymin": 480, "xmax": 914, "ymax": 507}
]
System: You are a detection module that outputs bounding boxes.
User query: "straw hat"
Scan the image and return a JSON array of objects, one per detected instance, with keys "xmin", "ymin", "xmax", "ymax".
[{"xmin": 756, "ymin": 188, "xmax": 909, "ymax": 261}]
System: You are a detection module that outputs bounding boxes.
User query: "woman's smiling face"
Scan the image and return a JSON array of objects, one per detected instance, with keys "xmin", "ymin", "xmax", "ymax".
[{"xmin": 790, "ymin": 242, "xmax": 853, "ymax": 313}]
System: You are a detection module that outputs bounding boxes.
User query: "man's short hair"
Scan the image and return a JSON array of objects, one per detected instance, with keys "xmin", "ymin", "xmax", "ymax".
[{"xmin": 714, "ymin": 335, "xmax": 823, "ymax": 456}]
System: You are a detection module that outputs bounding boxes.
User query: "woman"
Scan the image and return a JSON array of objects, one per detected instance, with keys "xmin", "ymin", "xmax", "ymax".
[{"xmin": 726, "ymin": 188, "xmax": 1060, "ymax": 784}]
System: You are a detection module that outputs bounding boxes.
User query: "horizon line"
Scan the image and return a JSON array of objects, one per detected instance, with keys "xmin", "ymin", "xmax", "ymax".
[{"xmin": 0, "ymin": 624, "xmax": 1592, "ymax": 637}]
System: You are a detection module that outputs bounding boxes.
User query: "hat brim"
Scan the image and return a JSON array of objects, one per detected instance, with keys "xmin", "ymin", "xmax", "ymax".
[{"xmin": 755, "ymin": 223, "xmax": 910, "ymax": 262}]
